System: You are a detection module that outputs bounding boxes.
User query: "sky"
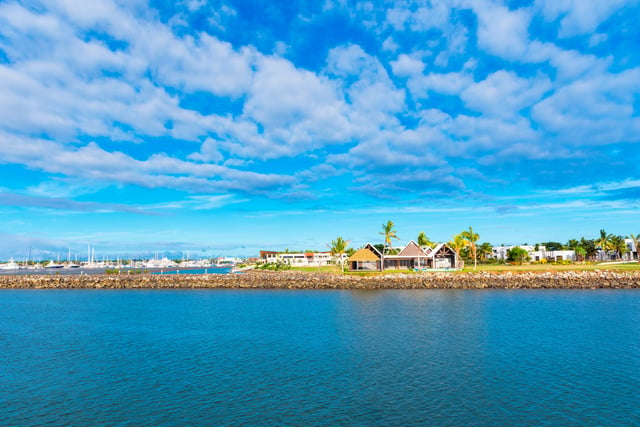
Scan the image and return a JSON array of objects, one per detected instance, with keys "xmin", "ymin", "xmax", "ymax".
[{"xmin": 1, "ymin": 0, "xmax": 639, "ymax": 260}]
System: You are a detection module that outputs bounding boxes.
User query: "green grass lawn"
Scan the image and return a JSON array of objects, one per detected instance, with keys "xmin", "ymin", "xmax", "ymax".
[
  {"xmin": 463, "ymin": 262, "xmax": 640, "ymax": 273},
  {"xmin": 286, "ymin": 262, "xmax": 640, "ymax": 275}
]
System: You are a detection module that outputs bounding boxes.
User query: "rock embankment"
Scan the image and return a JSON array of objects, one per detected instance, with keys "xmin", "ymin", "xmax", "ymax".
[{"xmin": 0, "ymin": 270, "xmax": 639, "ymax": 289}]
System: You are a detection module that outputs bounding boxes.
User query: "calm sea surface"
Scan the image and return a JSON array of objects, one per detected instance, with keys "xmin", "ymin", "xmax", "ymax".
[{"xmin": 1, "ymin": 289, "xmax": 638, "ymax": 425}]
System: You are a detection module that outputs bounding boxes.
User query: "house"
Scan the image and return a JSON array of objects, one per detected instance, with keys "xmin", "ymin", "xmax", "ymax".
[
  {"xmin": 348, "ymin": 243, "xmax": 382, "ymax": 271},
  {"xmin": 348, "ymin": 241, "xmax": 461, "ymax": 271},
  {"xmin": 426, "ymin": 243, "xmax": 462, "ymax": 269},
  {"xmin": 383, "ymin": 240, "xmax": 430, "ymax": 270}
]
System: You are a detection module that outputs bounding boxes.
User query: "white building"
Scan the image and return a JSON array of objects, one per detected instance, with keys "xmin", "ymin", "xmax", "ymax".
[
  {"xmin": 261, "ymin": 251, "xmax": 335, "ymax": 266},
  {"xmin": 491, "ymin": 246, "xmax": 536, "ymax": 261},
  {"xmin": 528, "ymin": 249, "xmax": 576, "ymax": 262},
  {"xmin": 492, "ymin": 245, "xmax": 576, "ymax": 262}
]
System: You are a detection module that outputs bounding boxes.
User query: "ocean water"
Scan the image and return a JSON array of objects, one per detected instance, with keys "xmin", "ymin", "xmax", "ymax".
[{"xmin": 1, "ymin": 289, "xmax": 638, "ymax": 425}]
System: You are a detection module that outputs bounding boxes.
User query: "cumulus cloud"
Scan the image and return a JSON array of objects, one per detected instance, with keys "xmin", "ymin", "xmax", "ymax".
[
  {"xmin": 535, "ymin": 0, "xmax": 636, "ymax": 37},
  {"xmin": 0, "ymin": 0, "xmax": 638, "ymax": 211},
  {"xmin": 390, "ymin": 54, "xmax": 426, "ymax": 77},
  {"xmin": 473, "ymin": 1, "xmax": 532, "ymax": 60},
  {"xmin": 531, "ymin": 67, "xmax": 640, "ymax": 146},
  {"xmin": 461, "ymin": 70, "xmax": 552, "ymax": 117}
]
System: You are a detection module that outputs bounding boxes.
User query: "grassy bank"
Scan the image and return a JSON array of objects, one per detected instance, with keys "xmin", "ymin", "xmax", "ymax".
[{"xmin": 287, "ymin": 262, "xmax": 640, "ymax": 275}]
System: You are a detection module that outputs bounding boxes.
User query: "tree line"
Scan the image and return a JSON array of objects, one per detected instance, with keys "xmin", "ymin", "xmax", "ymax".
[{"xmin": 328, "ymin": 223, "xmax": 640, "ymax": 271}]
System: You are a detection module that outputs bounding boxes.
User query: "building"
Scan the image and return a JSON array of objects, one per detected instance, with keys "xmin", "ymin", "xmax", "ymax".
[
  {"xmin": 348, "ymin": 243, "xmax": 382, "ymax": 271},
  {"xmin": 259, "ymin": 250, "xmax": 334, "ymax": 266},
  {"xmin": 492, "ymin": 245, "xmax": 576, "ymax": 262},
  {"xmin": 348, "ymin": 241, "xmax": 461, "ymax": 271},
  {"xmin": 528, "ymin": 249, "xmax": 576, "ymax": 262}
]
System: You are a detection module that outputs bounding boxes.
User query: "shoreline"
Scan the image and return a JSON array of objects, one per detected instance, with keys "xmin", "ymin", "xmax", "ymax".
[{"xmin": 1, "ymin": 270, "xmax": 640, "ymax": 289}]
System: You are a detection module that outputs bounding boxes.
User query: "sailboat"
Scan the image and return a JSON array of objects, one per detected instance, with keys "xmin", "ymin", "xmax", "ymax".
[{"xmin": 65, "ymin": 249, "xmax": 80, "ymax": 268}]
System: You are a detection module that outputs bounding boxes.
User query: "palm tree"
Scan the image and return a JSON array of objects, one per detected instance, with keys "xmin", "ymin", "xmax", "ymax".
[
  {"xmin": 328, "ymin": 236, "xmax": 350, "ymax": 273},
  {"xmin": 478, "ymin": 242, "xmax": 493, "ymax": 262},
  {"xmin": 448, "ymin": 233, "xmax": 466, "ymax": 258},
  {"xmin": 580, "ymin": 237, "xmax": 597, "ymax": 261},
  {"xmin": 610, "ymin": 235, "xmax": 628, "ymax": 260},
  {"xmin": 461, "ymin": 226, "xmax": 480, "ymax": 270},
  {"xmin": 417, "ymin": 231, "xmax": 434, "ymax": 248},
  {"xmin": 566, "ymin": 239, "xmax": 580, "ymax": 250},
  {"xmin": 629, "ymin": 233, "xmax": 640, "ymax": 262},
  {"xmin": 596, "ymin": 229, "xmax": 613, "ymax": 261},
  {"xmin": 380, "ymin": 220, "xmax": 399, "ymax": 255}
]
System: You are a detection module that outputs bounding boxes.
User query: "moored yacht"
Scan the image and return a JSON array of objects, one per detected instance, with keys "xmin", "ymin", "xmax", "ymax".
[
  {"xmin": 0, "ymin": 258, "xmax": 20, "ymax": 270},
  {"xmin": 45, "ymin": 260, "xmax": 64, "ymax": 269}
]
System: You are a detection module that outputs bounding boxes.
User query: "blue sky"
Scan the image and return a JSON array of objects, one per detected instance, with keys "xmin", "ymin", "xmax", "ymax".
[{"xmin": 1, "ymin": 0, "xmax": 639, "ymax": 260}]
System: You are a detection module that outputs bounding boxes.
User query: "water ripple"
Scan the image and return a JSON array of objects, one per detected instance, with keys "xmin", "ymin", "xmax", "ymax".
[{"xmin": 0, "ymin": 289, "xmax": 638, "ymax": 425}]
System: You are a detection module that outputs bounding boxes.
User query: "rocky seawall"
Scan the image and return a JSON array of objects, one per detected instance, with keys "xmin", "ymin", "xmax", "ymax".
[{"xmin": 0, "ymin": 270, "xmax": 639, "ymax": 289}]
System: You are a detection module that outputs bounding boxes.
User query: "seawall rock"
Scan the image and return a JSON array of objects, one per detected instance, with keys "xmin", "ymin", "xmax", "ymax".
[{"xmin": 0, "ymin": 270, "xmax": 639, "ymax": 289}]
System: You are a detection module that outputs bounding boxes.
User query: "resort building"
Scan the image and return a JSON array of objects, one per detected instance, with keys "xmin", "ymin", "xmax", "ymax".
[
  {"xmin": 528, "ymin": 249, "xmax": 577, "ymax": 262},
  {"xmin": 348, "ymin": 241, "xmax": 461, "ymax": 271},
  {"xmin": 491, "ymin": 245, "xmax": 536, "ymax": 261},
  {"xmin": 259, "ymin": 250, "xmax": 334, "ymax": 266},
  {"xmin": 627, "ymin": 239, "xmax": 638, "ymax": 260},
  {"xmin": 492, "ymin": 245, "xmax": 577, "ymax": 262}
]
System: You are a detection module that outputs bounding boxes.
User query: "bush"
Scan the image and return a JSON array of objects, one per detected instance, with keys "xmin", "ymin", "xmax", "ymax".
[{"xmin": 507, "ymin": 246, "xmax": 530, "ymax": 265}]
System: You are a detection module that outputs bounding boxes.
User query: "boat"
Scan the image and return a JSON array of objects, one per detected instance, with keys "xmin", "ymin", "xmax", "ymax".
[
  {"xmin": 45, "ymin": 261, "xmax": 64, "ymax": 269},
  {"xmin": 0, "ymin": 258, "xmax": 20, "ymax": 270}
]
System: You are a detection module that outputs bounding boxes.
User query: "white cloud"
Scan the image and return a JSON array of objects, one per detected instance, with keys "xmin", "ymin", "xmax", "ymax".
[
  {"xmin": 327, "ymin": 44, "xmax": 406, "ymax": 133},
  {"xmin": 188, "ymin": 137, "xmax": 224, "ymax": 163},
  {"xmin": 461, "ymin": 70, "xmax": 552, "ymax": 117},
  {"xmin": 238, "ymin": 55, "xmax": 351, "ymax": 158},
  {"xmin": 535, "ymin": 0, "xmax": 637, "ymax": 37},
  {"xmin": 384, "ymin": 1, "xmax": 454, "ymax": 32},
  {"xmin": 407, "ymin": 71, "xmax": 473, "ymax": 98},
  {"xmin": 390, "ymin": 54, "xmax": 426, "ymax": 77},
  {"xmin": 531, "ymin": 67, "xmax": 640, "ymax": 145},
  {"xmin": 381, "ymin": 36, "xmax": 399, "ymax": 52},
  {"xmin": 472, "ymin": 1, "xmax": 532, "ymax": 60},
  {"xmin": 524, "ymin": 41, "xmax": 609, "ymax": 81},
  {"xmin": 0, "ymin": 132, "xmax": 296, "ymax": 194}
]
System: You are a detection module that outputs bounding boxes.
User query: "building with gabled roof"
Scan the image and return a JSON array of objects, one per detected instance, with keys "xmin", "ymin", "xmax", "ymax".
[
  {"xmin": 383, "ymin": 240, "xmax": 430, "ymax": 270},
  {"xmin": 426, "ymin": 243, "xmax": 461, "ymax": 269},
  {"xmin": 348, "ymin": 241, "xmax": 461, "ymax": 271},
  {"xmin": 348, "ymin": 243, "xmax": 381, "ymax": 271}
]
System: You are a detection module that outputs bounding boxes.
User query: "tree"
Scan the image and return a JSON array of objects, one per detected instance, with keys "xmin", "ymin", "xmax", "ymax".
[
  {"xmin": 507, "ymin": 246, "xmax": 529, "ymax": 264},
  {"xmin": 328, "ymin": 236, "xmax": 350, "ymax": 273},
  {"xmin": 460, "ymin": 227, "xmax": 480, "ymax": 270},
  {"xmin": 417, "ymin": 231, "xmax": 434, "ymax": 248},
  {"xmin": 596, "ymin": 229, "xmax": 613, "ymax": 261},
  {"xmin": 379, "ymin": 220, "xmax": 399, "ymax": 255},
  {"xmin": 373, "ymin": 243, "xmax": 385, "ymax": 254},
  {"xmin": 610, "ymin": 235, "xmax": 628, "ymax": 260},
  {"xmin": 541, "ymin": 241, "xmax": 565, "ymax": 251},
  {"xmin": 478, "ymin": 242, "xmax": 493, "ymax": 262},
  {"xmin": 448, "ymin": 233, "xmax": 466, "ymax": 258},
  {"xmin": 566, "ymin": 239, "xmax": 580, "ymax": 250},
  {"xmin": 580, "ymin": 237, "xmax": 597, "ymax": 261},
  {"xmin": 628, "ymin": 233, "xmax": 640, "ymax": 262},
  {"xmin": 575, "ymin": 246, "xmax": 586, "ymax": 262}
]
